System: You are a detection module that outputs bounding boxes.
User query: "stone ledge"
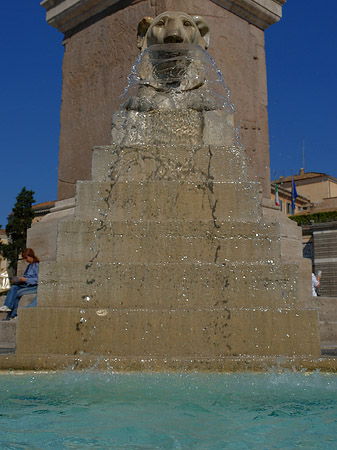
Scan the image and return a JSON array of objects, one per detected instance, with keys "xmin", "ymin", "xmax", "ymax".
[
  {"xmin": 40, "ymin": 0, "xmax": 120, "ymax": 34},
  {"xmin": 212, "ymin": 0, "xmax": 287, "ymax": 30},
  {"xmin": 0, "ymin": 354, "xmax": 336, "ymax": 372},
  {"xmin": 40, "ymin": 0, "xmax": 286, "ymax": 34}
]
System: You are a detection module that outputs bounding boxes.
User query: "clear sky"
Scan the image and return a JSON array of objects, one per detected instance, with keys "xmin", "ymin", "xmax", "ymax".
[
  {"xmin": 265, "ymin": 0, "xmax": 337, "ymax": 182},
  {"xmin": 1, "ymin": 1, "xmax": 336, "ymax": 227},
  {"xmin": 1, "ymin": 1, "xmax": 63, "ymax": 227}
]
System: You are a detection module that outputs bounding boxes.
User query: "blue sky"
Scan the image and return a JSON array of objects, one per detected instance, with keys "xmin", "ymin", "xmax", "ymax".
[
  {"xmin": 1, "ymin": 1, "xmax": 63, "ymax": 227},
  {"xmin": 265, "ymin": 1, "xmax": 337, "ymax": 181},
  {"xmin": 1, "ymin": 1, "xmax": 336, "ymax": 227}
]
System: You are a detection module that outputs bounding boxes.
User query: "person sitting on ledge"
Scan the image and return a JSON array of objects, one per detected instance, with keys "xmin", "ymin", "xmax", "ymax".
[{"xmin": 0, "ymin": 248, "xmax": 39, "ymax": 320}]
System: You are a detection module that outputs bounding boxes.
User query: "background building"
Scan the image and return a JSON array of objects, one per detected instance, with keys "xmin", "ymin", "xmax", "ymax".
[
  {"xmin": 271, "ymin": 170, "xmax": 337, "ymax": 296},
  {"xmin": 32, "ymin": 201, "xmax": 56, "ymax": 224},
  {"xmin": 277, "ymin": 171, "xmax": 337, "ymax": 210},
  {"xmin": 271, "ymin": 182, "xmax": 309, "ymax": 215}
]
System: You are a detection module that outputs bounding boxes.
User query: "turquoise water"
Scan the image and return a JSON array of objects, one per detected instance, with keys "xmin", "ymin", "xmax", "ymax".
[{"xmin": 0, "ymin": 371, "xmax": 336, "ymax": 449}]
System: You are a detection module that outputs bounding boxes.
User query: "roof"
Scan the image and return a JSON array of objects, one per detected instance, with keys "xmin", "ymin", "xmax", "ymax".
[
  {"xmin": 32, "ymin": 200, "xmax": 56, "ymax": 214},
  {"xmin": 33, "ymin": 200, "xmax": 56, "ymax": 209},
  {"xmin": 6, "ymin": 200, "xmax": 56, "ymax": 222},
  {"xmin": 277, "ymin": 172, "xmax": 337, "ymax": 185}
]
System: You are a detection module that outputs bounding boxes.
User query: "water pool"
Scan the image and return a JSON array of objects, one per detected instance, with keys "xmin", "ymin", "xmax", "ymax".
[{"xmin": 0, "ymin": 371, "xmax": 336, "ymax": 449}]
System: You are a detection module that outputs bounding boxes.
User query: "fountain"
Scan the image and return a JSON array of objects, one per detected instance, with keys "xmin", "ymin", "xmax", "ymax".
[
  {"xmin": 1, "ymin": 371, "xmax": 337, "ymax": 448},
  {"xmin": 1, "ymin": 11, "xmax": 322, "ymax": 370}
]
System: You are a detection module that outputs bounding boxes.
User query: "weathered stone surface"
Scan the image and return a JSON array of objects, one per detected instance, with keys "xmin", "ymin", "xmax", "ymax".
[
  {"xmin": 75, "ymin": 180, "xmax": 262, "ymax": 223},
  {"xmin": 92, "ymin": 144, "xmax": 247, "ymax": 183},
  {"xmin": 305, "ymin": 296, "xmax": 337, "ymax": 350},
  {"xmin": 17, "ymin": 307, "xmax": 320, "ymax": 358},
  {"xmin": 42, "ymin": 0, "xmax": 285, "ymax": 34},
  {"xmin": 26, "ymin": 198, "xmax": 75, "ymax": 262},
  {"xmin": 0, "ymin": 319, "xmax": 16, "ymax": 349},
  {"xmin": 3, "ymin": 353, "xmax": 337, "ymax": 373},
  {"xmin": 13, "ymin": 97, "xmax": 320, "ymax": 367},
  {"xmin": 55, "ymin": 0, "xmax": 272, "ymax": 200},
  {"xmin": 37, "ymin": 260, "xmax": 299, "ymax": 309},
  {"xmin": 9, "ymin": 8, "xmax": 321, "ymax": 369},
  {"xmin": 55, "ymin": 219, "xmax": 280, "ymax": 264},
  {"xmin": 263, "ymin": 201, "xmax": 304, "ymax": 260},
  {"xmin": 111, "ymin": 110, "xmax": 236, "ymax": 147}
]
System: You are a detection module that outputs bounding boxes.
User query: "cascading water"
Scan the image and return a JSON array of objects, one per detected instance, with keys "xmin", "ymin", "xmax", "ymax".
[
  {"xmin": 122, "ymin": 44, "xmax": 234, "ymax": 113},
  {"xmin": 8, "ymin": 24, "xmax": 320, "ymax": 368}
]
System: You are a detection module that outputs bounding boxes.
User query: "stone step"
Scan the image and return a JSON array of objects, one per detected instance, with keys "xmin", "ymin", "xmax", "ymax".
[
  {"xmin": 304, "ymin": 296, "xmax": 337, "ymax": 323},
  {"xmin": 0, "ymin": 316, "xmax": 16, "ymax": 348},
  {"xmin": 0, "ymin": 310, "xmax": 10, "ymax": 320},
  {"xmin": 320, "ymin": 343, "xmax": 337, "ymax": 356},
  {"xmin": 92, "ymin": 144, "xmax": 247, "ymax": 183},
  {"xmin": 56, "ymin": 219, "xmax": 281, "ymax": 264},
  {"xmin": 111, "ymin": 110, "xmax": 236, "ymax": 148},
  {"xmin": 319, "ymin": 321, "xmax": 337, "ymax": 343},
  {"xmin": 0, "ymin": 294, "xmax": 37, "ymax": 350},
  {"xmin": 319, "ymin": 311, "xmax": 337, "ymax": 322},
  {"xmin": 16, "ymin": 306, "xmax": 320, "ymax": 359},
  {"xmin": 37, "ymin": 261, "xmax": 300, "ymax": 309},
  {"xmin": 262, "ymin": 206, "xmax": 304, "ymax": 261},
  {"xmin": 75, "ymin": 180, "xmax": 262, "ymax": 223},
  {"xmin": 315, "ymin": 297, "xmax": 337, "ymax": 321}
]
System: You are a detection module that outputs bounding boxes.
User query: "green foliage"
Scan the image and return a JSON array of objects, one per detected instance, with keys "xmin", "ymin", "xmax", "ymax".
[
  {"xmin": 0, "ymin": 187, "xmax": 35, "ymax": 272},
  {"xmin": 289, "ymin": 210, "xmax": 337, "ymax": 226}
]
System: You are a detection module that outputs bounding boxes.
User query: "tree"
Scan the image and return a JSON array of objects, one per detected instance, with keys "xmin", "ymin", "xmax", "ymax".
[{"xmin": 0, "ymin": 187, "xmax": 35, "ymax": 272}]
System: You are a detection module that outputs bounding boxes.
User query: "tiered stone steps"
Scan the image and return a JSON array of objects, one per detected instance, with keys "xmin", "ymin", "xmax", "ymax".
[
  {"xmin": 3, "ymin": 296, "xmax": 337, "ymax": 357},
  {"xmin": 311, "ymin": 296, "xmax": 337, "ymax": 355},
  {"xmin": 0, "ymin": 294, "xmax": 36, "ymax": 352},
  {"xmin": 2, "ymin": 110, "xmax": 322, "ymax": 366}
]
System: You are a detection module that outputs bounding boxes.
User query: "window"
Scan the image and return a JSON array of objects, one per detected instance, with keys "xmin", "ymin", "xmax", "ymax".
[
  {"xmin": 279, "ymin": 199, "xmax": 283, "ymax": 212},
  {"xmin": 286, "ymin": 202, "xmax": 291, "ymax": 214}
]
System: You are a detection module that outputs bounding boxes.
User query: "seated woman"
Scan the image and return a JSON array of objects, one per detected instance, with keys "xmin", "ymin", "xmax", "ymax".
[{"xmin": 0, "ymin": 248, "xmax": 39, "ymax": 320}]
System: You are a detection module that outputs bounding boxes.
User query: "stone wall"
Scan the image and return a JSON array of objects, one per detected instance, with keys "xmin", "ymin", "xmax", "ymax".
[
  {"xmin": 56, "ymin": 0, "xmax": 272, "ymax": 200},
  {"xmin": 313, "ymin": 227, "xmax": 337, "ymax": 297}
]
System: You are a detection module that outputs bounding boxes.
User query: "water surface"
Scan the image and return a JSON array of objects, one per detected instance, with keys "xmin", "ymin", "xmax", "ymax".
[{"xmin": 0, "ymin": 371, "xmax": 336, "ymax": 449}]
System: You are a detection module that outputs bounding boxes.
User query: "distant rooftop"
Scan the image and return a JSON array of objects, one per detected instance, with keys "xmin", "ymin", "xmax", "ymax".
[
  {"xmin": 33, "ymin": 201, "xmax": 56, "ymax": 215},
  {"xmin": 277, "ymin": 171, "xmax": 337, "ymax": 184}
]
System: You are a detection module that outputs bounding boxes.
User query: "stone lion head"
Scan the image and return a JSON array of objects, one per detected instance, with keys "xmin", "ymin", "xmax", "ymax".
[{"xmin": 137, "ymin": 11, "xmax": 210, "ymax": 52}]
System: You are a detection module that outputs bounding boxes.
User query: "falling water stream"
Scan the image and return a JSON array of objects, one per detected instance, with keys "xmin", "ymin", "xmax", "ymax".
[
  {"xmin": 75, "ymin": 45, "xmax": 241, "ymax": 352},
  {"xmin": 122, "ymin": 44, "xmax": 235, "ymax": 112}
]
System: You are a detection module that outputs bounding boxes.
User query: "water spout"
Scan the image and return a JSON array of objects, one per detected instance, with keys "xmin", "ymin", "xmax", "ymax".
[{"xmin": 122, "ymin": 44, "xmax": 234, "ymax": 113}]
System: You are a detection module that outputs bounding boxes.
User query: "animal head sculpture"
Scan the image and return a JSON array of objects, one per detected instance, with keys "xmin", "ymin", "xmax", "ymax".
[
  {"xmin": 137, "ymin": 11, "xmax": 210, "ymax": 52},
  {"xmin": 124, "ymin": 11, "xmax": 219, "ymax": 111}
]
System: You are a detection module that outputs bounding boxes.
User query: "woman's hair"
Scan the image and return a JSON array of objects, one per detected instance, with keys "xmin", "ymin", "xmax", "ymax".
[{"xmin": 22, "ymin": 248, "xmax": 40, "ymax": 263}]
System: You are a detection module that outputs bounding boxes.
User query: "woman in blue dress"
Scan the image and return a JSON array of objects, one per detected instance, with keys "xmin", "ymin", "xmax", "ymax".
[{"xmin": 0, "ymin": 248, "xmax": 39, "ymax": 320}]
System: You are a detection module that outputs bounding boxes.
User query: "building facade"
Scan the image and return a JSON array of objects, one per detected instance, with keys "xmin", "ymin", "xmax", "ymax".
[
  {"xmin": 271, "ymin": 170, "xmax": 337, "ymax": 296},
  {"xmin": 271, "ymin": 182, "xmax": 310, "ymax": 215},
  {"xmin": 277, "ymin": 171, "xmax": 337, "ymax": 205}
]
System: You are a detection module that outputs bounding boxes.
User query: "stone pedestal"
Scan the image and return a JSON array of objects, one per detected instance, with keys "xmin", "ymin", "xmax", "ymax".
[
  {"xmin": 26, "ymin": 198, "xmax": 75, "ymax": 262},
  {"xmin": 40, "ymin": 0, "xmax": 287, "ymax": 201},
  {"xmin": 15, "ymin": 109, "xmax": 321, "ymax": 366}
]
